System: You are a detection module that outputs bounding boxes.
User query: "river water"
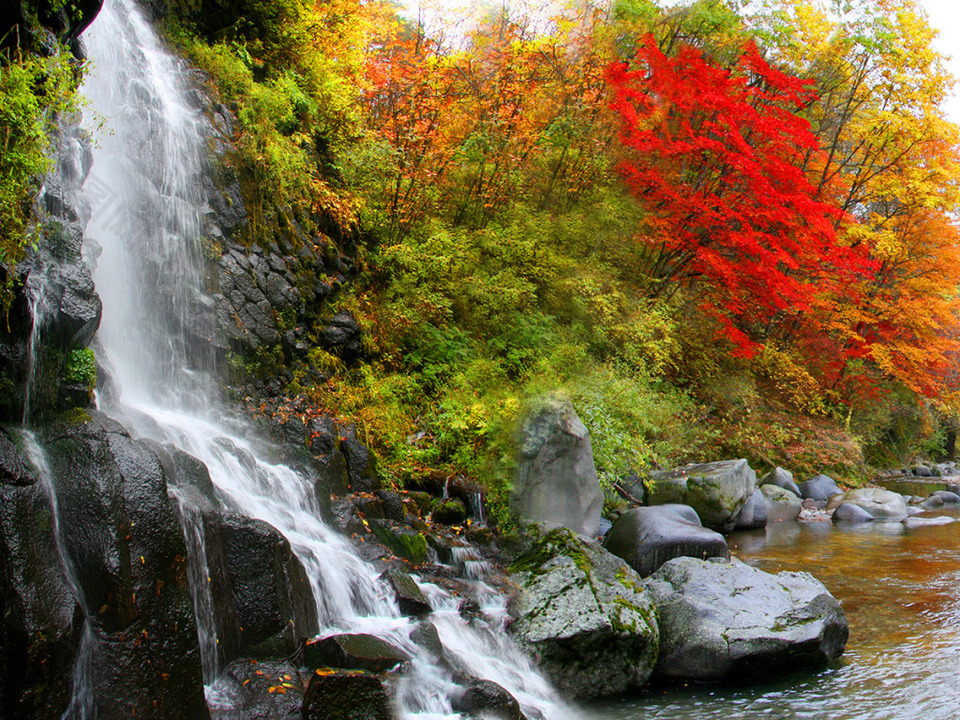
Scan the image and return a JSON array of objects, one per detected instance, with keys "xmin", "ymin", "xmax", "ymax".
[{"xmin": 592, "ymin": 485, "xmax": 960, "ymax": 720}]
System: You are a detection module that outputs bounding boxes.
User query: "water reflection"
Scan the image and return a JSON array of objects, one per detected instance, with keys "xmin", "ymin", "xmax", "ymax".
[{"xmin": 591, "ymin": 507, "xmax": 960, "ymax": 720}]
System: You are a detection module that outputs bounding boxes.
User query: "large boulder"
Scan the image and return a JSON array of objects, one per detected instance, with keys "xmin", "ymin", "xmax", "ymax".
[
  {"xmin": 758, "ymin": 467, "xmax": 801, "ymax": 498},
  {"xmin": 760, "ymin": 484, "xmax": 801, "ymax": 522},
  {"xmin": 825, "ymin": 488, "xmax": 907, "ymax": 521},
  {"xmin": 24, "ymin": 413, "xmax": 209, "ymax": 719},
  {"xmin": 604, "ymin": 505, "xmax": 730, "ymax": 577},
  {"xmin": 733, "ymin": 488, "xmax": 767, "ymax": 530},
  {"xmin": 303, "ymin": 633, "xmax": 410, "ymax": 673},
  {"xmin": 831, "ymin": 502, "xmax": 875, "ymax": 524},
  {"xmin": 511, "ymin": 397, "xmax": 603, "ymax": 537},
  {"xmin": 798, "ymin": 474, "xmax": 842, "ymax": 502},
  {"xmin": 644, "ymin": 557, "xmax": 848, "ymax": 681},
  {"xmin": 508, "ymin": 525, "xmax": 658, "ymax": 700},
  {"xmin": 0, "ymin": 429, "xmax": 79, "ymax": 718},
  {"xmin": 218, "ymin": 515, "xmax": 319, "ymax": 658},
  {"xmin": 647, "ymin": 459, "xmax": 756, "ymax": 533}
]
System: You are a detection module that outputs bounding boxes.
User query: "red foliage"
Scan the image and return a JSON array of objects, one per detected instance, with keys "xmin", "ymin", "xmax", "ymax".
[{"xmin": 607, "ymin": 36, "xmax": 874, "ymax": 356}]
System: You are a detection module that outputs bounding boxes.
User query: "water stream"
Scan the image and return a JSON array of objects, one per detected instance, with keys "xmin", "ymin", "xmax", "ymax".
[{"xmin": 77, "ymin": 1, "xmax": 569, "ymax": 717}]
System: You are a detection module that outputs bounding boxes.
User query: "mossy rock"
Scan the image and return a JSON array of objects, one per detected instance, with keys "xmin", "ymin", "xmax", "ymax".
[
  {"xmin": 371, "ymin": 522, "xmax": 428, "ymax": 564},
  {"xmin": 431, "ymin": 497, "xmax": 467, "ymax": 525}
]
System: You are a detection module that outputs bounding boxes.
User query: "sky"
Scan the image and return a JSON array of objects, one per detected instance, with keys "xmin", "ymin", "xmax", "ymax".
[
  {"xmin": 920, "ymin": 0, "xmax": 960, "ymax": 123},
  {"xmin": 403, "ymin": 0, "xmax": 960, "ymax": 123}
]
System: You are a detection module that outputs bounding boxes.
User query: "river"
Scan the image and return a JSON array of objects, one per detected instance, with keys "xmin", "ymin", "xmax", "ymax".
[{"xmin": 590, "ymin": 482, "xmax": 960, "ymax": 720}]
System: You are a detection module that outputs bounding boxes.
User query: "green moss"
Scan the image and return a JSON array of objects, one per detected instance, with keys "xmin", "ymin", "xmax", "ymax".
[
  {"xmin": 372, "ymin": 525, "xmax": 427, "ymax": 564},
  {"xmin": 63, "ymin": 348, "xmax": 96, "ymax": 388},
  {"xmin": 509, "ymin": 527, "xmax": 591, "ymax": 578}
]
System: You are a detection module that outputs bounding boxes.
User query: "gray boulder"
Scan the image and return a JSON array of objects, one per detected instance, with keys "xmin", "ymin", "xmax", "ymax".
[
  {"xmin": 825, "ymin": 488, "xmax": 907, "ymax": 521},
  {"xmin": 903, "ymin": 516, "xmax": 956, "ymax": 529},
  {"xmin": 512, "ymin": 397, "xmax": 603, "ymax": 537},
  {"xmin": 644, "ymin": 557, "xmax": 848, "ymax": 681},
  {"xmin": 760, "ymin": 484, "xmax": 802, "ymax": 522},
  {"xmin": 758, "ymin": 467, "xmax": 801, "ymax": 497},
  {"xmin": 734, "ymin": 488, "xmax": 767, "ymax": 530},
  {"xmin": 930, "ymin": 490, "xmax": 960, "ymax": 504},
  {"xmin": 647, "ymin": 459, "xmax": 756, "ymax": 533},
  {"xmin": 604, "ymin": 505, "xmax": 730, "ymax": 577},
  {"xmin": 508, "ymin": 525, "xmax": 658, "ymax": 700},
  {"xmin": 831, "ymin": 502, "xmax": 875, "ymax": 523},
  {"xmin": 798, "ymin": 474, "xmax": 842, "ymax": 502}
]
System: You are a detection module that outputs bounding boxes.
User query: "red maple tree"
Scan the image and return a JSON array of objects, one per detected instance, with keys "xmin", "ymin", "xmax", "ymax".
[{"xmin": 607, "ymin": 36, "xmax": 874, "ymax": 355}]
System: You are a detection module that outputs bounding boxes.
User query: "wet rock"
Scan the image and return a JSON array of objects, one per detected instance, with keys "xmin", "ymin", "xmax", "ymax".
[
  {"xmin": 913, "ymin": 465, "xmax": 933, "ymax": 477},
  {"xmin": 381, "ymin": 568, "xmax": 432, "ymax": 617},
  {"xmin": 216, "ymin": 659, "xmax": 304, "ymax": 719},
  {"xmin": 219, "ymin": 515, "xmax": 318, "ymax": 659},
  {"xmin": 0, "ymin": 430, "xmax": 38, "ymax": 486},
  {"xmin": 338, "ymin": 424, "xmax": 380, "ymax": 493},
  {"xmin": 733, "ymin": 488, "xmax": 767, "ymax": 530},
  {"xmin": 508, "ymin": 525, "xmax": 659, "ymax": 700},
  {"xmin": 453, "ymin": 678, "xmax": 527, "ymax": 720},
  {"xmin": 432, "ymin": 498, "xmax": 468, "ymax": 525},
  {"xmin": 512, "ymin": 396, "xmax": 604, "ymax": 537},
  {"xmin": 921, "ymin": 495, "xmax": 944, "ymax": 510},
  {"xmin": 0, "ymin": 449, "xmax": 79, "ymax": 718},
  {"xmin": 303, "ymin": 633, "xmax": 409, "ymax": 673},
  {"xmin": 39, "ymin": 413, "xmax": 208, "ymax": 719},
  {"xmin": 647, "ymin": 459, "xmax": 756, "ymax": 533},
  {"xmin": 319, "ymin": 311, "xmax": 363, "ymax": 360},
  {"xmin": 758, "ymin": 467, "xmax": 802, "ymax": 498},
  {"xmin": 375, "ymin": 489, "xmax": 405, "ymax": 522},
  {"xmin": 410, "ymin": 621, "xmax": 444, "ymax": 658},
  {"xmin": 798, "ymin": 474, "xmax": 842, "ymax": 502},
  {"xmin": 370, "ymin": 520, "xmax": 428, "ymax": 564},
  {"xmin": 301, "ymin": 670, "xmax": 392, "ymax": 720},
  {"xmin": 831, "ymin": 502, "xmax": 876, "ymax": 523},
  {"xmin": 826, "ymin": 488, "xmax": 907, "ymax": 521},
  {"xmin": 644, "ymin": 557, "xmax": 848, "ymax": 681},
  {"xmin": 604, "ymin": 505, "xmax": 730, "ymax": 578},
  {"xmin": 760, "ymin": 484, "xmax": 802, "ymax": 522}
]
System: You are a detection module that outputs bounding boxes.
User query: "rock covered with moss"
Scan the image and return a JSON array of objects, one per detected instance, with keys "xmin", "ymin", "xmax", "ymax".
[
  {"xmin": 507, "ymin": 525, "xmax": 659, "ymax": 700},
  {"xmin": 647, "ymin": 459, "xmax": 756, "ymax": 533},
  {"xmin": 643, "ymin": 557, "xmax": 848, "ymax": 682}
]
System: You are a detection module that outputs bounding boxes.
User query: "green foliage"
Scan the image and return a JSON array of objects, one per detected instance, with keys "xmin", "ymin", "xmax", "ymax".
[
  {"xmin": 63, "ymin": 347, "xmax": 96, "ymax": 388},
  {"xmin": 0, "ymin": 46, "xmax": 80, "ymax": 301}
]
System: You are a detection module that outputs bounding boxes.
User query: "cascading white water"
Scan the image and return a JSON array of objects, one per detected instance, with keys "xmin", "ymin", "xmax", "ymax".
[{"xmin": 79, "ymin": 1, "xmax": 572, "ymax": 717}]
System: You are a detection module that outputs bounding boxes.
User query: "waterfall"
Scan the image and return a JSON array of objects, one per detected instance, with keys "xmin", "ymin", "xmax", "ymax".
[{"xmin": 78, "ymin": 1, "xmax": 571, "ymax": 717}]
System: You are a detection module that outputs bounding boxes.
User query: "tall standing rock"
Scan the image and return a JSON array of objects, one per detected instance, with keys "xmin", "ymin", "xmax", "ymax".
[{"xmin": 512, "ymin": 396, "xmax": 603, "ymax": 537}]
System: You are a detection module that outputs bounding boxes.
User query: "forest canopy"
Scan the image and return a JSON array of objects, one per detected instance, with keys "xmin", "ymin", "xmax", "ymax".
[{"xmin": 157, "ymin": 0, "xmax": 960, "ymax": 502}]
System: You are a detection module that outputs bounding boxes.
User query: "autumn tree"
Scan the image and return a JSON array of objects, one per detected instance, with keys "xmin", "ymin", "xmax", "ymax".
[
  {"xmin": 747, "ymin": 0, "xmax": 960, "ymax": 397},
  {"xmin": 607, "ymin": 35, "xmax": 871, "ymax": 353}
]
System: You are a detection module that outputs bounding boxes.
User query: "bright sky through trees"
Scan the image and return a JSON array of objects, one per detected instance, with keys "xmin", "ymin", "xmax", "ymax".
[{"xmin": 922, "ymin": 0, "xmax": 960, "ymax": 122}]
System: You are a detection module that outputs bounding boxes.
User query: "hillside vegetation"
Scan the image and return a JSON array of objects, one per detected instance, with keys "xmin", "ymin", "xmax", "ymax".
[{"xmin": 155, "ymin": 0, "xmax": 960, "ymax": 515}]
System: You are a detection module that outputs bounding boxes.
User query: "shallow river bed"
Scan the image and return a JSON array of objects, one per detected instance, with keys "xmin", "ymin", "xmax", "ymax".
[{"xmin": 588, "ymin": 488, "xmax": 960, "ymax": 720}]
